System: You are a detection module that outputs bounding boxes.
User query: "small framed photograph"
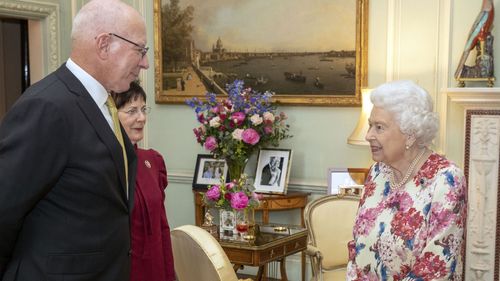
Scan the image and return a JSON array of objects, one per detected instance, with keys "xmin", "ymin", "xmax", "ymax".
[
  {"xmin": 254, "ymin": 148, "xmax": 293, "ymax": 194},
  {"xmin": 327, "ymin": 168, "xmax": 369, "ymax": 195},
  {"xmin": 192, "ymin": 154, "xmax": 229, "ymax": 190}
]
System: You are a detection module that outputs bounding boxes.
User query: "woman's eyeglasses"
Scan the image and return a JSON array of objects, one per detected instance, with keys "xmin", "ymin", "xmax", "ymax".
[{"xmin": 119, "ymin": 106, "xmax": 151, "ymax": 117}]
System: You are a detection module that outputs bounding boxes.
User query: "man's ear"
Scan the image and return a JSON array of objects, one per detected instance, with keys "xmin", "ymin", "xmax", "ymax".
[{"xmin": 95, "ymin": 33, "xmax": 111, "ymax": 59}]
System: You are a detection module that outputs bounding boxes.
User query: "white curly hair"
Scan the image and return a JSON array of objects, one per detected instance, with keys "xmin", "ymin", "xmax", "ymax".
[{"xmin": 370, "ymin": 80, "xmax": 439, "ymax": 148}]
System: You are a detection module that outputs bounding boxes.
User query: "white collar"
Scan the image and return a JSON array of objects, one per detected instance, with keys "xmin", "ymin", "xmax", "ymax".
[{"xmin": 66, "ymin": 58, "xmax": 108, "ymax": 108}]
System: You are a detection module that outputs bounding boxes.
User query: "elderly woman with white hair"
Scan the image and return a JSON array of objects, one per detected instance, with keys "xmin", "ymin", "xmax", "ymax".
[{"xmin": 347, "ymin": 80, "xmax": 467, "ymax": 280}]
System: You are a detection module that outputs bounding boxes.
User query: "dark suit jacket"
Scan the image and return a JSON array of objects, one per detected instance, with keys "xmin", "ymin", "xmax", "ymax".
[
  {"xmin": 260, "ymin": 164, "xmax": 272, "ymax": 185},
  {"xmin": 0, "ymin": 64, "xmax": 137, "ymax": 280}
]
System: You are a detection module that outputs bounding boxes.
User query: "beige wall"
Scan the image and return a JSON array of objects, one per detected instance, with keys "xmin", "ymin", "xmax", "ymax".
[{"xmin": 3, "ymin": 0, "xmax": 499, "ymax": 279}]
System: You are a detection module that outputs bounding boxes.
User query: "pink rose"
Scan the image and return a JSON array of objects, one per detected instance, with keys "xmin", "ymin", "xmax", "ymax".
[
  {"xmin": 263, "ymin": 125, "xmax": 273, "ymax": 135},
  {"xmin": 279, "ymin": 112, "xmax": 288, "ymax": 120},
  {"xmin": 225, "ymin": 182, "xmax": 236, "ymax": 190},
  {"xmin": 242, "ymin": 128, "xmax": 260, "ymax": 145},
  {"xmin": 210, "ymin": 106, "xmax": 220, "ymax": 114},
  {"xmin": 231, "ymin": 192, "xmax": 249, "ymax": 210},
  {"xmin": 263, "ymin": 112, "xmax": 275, "ymax": 122},
  {"xmin": 231, "ymin": 112, "xmax": 246, "ymax": 126},
  {"xmin": 204, "ymin": 136, "xmax": 218, "ymax": 151},
  {"xmin": 252, "ymin": 192, "xmax": 263, "ymax": 200},
  {"xmin": 206, "ymin": 185, "xmax": 221, "ymax": 201}
]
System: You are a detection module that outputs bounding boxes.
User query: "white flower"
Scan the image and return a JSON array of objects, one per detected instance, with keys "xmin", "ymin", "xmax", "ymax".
[
  {"xmin": 250, "ymin": 114, "xmax": 263, "ymax": 125},
  {"xmin": 232, "ymin": 129, "xmax": 244, "ymax": 140},
  {"xmin": 263, "ymin": 112, "xmax": 275, "ymax": 122},
  {"xmin": 209, "ymin": 116, "xmax": 221, "ymax": 128}
]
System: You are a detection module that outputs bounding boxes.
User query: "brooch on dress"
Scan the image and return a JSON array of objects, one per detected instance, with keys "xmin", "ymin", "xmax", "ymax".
[{"xmin": 145, "ymin": 160, "xmax": 151, "ymax": 168}]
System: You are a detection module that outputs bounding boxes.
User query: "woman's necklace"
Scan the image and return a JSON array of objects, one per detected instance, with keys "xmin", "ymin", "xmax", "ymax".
[{"xmin": 390, "ymin": 148, "xmax": 426, "ymax": 190}]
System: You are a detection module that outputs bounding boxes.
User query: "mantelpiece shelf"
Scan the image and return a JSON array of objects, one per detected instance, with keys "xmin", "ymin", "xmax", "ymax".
[{"xmin": 446, "ymin": 87, "xmax": 500, "ymax": 107}]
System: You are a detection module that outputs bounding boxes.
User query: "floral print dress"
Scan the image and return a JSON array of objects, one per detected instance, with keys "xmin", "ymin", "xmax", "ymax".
[{"xmin": 347, "ymin": 153, "xmax": 467, "ymax": 281}]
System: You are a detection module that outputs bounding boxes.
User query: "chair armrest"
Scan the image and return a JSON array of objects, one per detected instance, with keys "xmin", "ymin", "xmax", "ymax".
[
  {"xmin": 305, "ymin": 245, "xmax": 321, "ymax": 258},
  {"xmin": 238, "ymin": 279, "xmax": 253, "ymax": 281},
  {"xmin": 305, "ymin": 244, "xmax": 323, "ymax": 278}
]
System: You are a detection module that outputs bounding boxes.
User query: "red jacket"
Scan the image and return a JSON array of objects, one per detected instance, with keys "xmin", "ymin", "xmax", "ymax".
[{"xmin": 130, "ymin": 148, "xmax": 175, "ymax": 281}]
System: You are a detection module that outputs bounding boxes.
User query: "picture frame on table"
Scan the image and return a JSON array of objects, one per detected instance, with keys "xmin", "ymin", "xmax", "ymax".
[
  {"xmin": 153, "ymin": 0, "xmax": 368, "ymax": 106},
  {"xmin": 327, "ymin": 168, "xmax": 368, "ymax": 195},
  {"xmin": 254, "ymin": 148, "xmax": 292, "ymax": 194},
  {"xmin": 192, "ymin": 154, "xmax": 228, "ymax": 190}
]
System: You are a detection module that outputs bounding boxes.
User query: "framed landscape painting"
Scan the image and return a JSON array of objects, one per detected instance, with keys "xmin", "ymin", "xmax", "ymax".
[{"xmin": 154, "ymin": 0, "xmax": 368, "ymax": 106}]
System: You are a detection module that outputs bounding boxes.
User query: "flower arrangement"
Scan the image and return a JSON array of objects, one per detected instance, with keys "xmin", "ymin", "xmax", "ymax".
[
  {"xmin": 186, "ymin": 79, "xmax": 291, "ymax": 181},
  {"xmin": 204, "ymin": 174, "xmax": 261, "ymax": 210},
  {"xmin": 187, "ymin": 80, "xmax": 291, "ymax": 212}
]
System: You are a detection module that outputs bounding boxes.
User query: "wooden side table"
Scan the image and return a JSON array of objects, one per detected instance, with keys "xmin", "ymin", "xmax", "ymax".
[
  {"xmin": 220, "ymin": 227, "xmax": 308, "ymax": 281},
  {"xmin": 194, "ymin": 191, "xmax": 310, "ymax": 281}
]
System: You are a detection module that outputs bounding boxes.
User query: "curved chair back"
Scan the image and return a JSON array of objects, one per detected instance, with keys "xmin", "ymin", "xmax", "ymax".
[
  {"xmin": 305, "ymin": 195, "xmax": 360, "ymax": 270},
  {"xmin": 171, "ymin": 225, "xmax": 239, "ymax": 281}
]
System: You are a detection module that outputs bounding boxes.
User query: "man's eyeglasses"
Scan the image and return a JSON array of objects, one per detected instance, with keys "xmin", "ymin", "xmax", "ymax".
[
  {"xmin": 119, "ymin": 106, "xmax": 151, "ymax": 117},
  {"xmin": 109, "ymin": 33, "xmax": 149, "ymax": 58}
]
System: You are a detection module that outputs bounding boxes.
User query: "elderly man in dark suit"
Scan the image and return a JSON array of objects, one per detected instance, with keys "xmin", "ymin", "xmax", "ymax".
[{"xmin": 0, "ymin": 0, "xmax": 149, "ymax": 280}]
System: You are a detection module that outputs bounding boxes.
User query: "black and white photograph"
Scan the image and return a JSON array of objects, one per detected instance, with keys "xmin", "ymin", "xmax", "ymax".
[
  {"xmin": 192, "ymin": 154, "xmax": 228, "ymax": 190},
  {"xmin": 254, "ymin": 149, "xmax": 292, "ymax": 194}
]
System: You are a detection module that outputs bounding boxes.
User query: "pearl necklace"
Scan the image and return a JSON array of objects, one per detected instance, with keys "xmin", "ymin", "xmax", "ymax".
[{"xmin": 390, "ymin": 149, "xmax": 426, "ymax": 190}]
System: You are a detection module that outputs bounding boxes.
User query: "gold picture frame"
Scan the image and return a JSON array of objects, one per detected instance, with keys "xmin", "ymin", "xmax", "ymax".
[
  {"xmin": 154, "ymin": 0, "xmax": 368, "ymax": 106},
  {"xmin": 327, "ymin": 167, "xmax": 369, "ymax": 195}
]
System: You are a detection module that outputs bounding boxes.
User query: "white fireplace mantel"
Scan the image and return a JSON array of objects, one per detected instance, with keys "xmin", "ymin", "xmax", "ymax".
[{"xmin": 447, "ymin": 87, "xmax": 500, "ymax": 108}]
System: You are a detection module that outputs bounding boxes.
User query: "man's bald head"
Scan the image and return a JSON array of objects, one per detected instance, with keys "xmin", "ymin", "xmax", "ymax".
[
  {"xmin": 71, "ymin": 0, "xmax": 144, "ymax": 46},
  {"xmin": 69, "ymin": 0, "xmax": 148, "ymax": 93}
]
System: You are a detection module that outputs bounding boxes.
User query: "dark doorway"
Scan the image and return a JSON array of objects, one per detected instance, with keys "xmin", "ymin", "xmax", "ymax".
[{"xmin": 0, "ymin": 17, "xmax": 29, "ymax": 121}]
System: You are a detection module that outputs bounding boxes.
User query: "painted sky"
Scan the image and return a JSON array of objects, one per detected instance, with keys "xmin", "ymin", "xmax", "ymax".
[{"xmin": 163, "ymin": 0, "xmax": 356, "ymax": 52}]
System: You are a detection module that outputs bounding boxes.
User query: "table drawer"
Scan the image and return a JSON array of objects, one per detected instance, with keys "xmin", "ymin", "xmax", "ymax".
[
  {"xmin": 262, "ymin": 197, "xmax": 307, "ymax": 209},
  {"xmin": 226, "ymin": 248, "xmax": 255, "ymax": 265},
  {"xmin": 285, "ymin": 238, "xmax": 307, "ymax": 254},
  {"xmin": 260, "ymin": 245, "xmax": 285, "ymax": 263}
]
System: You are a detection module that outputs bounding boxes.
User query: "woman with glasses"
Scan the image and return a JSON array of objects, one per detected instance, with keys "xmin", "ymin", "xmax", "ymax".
[{"xmin": 111, "ymin": 81, "xmax": 175, "ymax": 281}]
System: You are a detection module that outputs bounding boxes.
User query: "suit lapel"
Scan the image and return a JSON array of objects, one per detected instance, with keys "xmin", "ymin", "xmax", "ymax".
[
  {"xmin": 124, "ymin": 131, "xmax": 137, "ymax": 210},
  {"xmin": 55, "ymin": 65, "xmax": 132, "ymax": 204}
]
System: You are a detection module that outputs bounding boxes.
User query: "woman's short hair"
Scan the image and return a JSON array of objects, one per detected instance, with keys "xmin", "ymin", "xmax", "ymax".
[
  {"xmin": 111, "ymin": 80, "xmax": 146, "ymax": 109},
  {"xmin": 370, "ymin": 80, "xmax": 438, "ymax": 148}
]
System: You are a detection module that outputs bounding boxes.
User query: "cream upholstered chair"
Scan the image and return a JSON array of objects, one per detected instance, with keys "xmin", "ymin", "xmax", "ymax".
[
  {"xmin": 304, "ymin": 194, "xmax": 360, "ymax": 281},
  {"xmin": 171, "ymin": 225, "xmax": 252, "ymax": 281}
]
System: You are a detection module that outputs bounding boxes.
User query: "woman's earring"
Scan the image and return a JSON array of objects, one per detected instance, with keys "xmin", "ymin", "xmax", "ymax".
[{"xmin": 405, "ymin": 144, "xmax": 410, "ymax": 150}]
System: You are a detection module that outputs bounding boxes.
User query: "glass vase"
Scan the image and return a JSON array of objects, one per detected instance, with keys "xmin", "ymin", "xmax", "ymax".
[
  {"xmin": 219, "ymin": 209, "xmax": 236, "ymax": 239},
  {"xmin": 235, "ymin": 208, "xmax": 256, "ymax": 241},
  {"xmin": 226, "ymin": 157, "xmax": 248, "ymax": 182},
  {"xmin": 235, "ymin": 209, "xmax": 249, "ymax": 237}
]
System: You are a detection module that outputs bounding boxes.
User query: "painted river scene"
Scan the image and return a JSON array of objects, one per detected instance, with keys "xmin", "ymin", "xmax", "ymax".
[{"xmin": 161, "ymin": 0, "xmax": 357, "ymax": 96}]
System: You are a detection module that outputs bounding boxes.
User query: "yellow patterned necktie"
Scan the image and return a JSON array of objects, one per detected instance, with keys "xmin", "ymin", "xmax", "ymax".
[{"xmin": 105, "ymin": 95, "xmax": 129, "ymax": 199}]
